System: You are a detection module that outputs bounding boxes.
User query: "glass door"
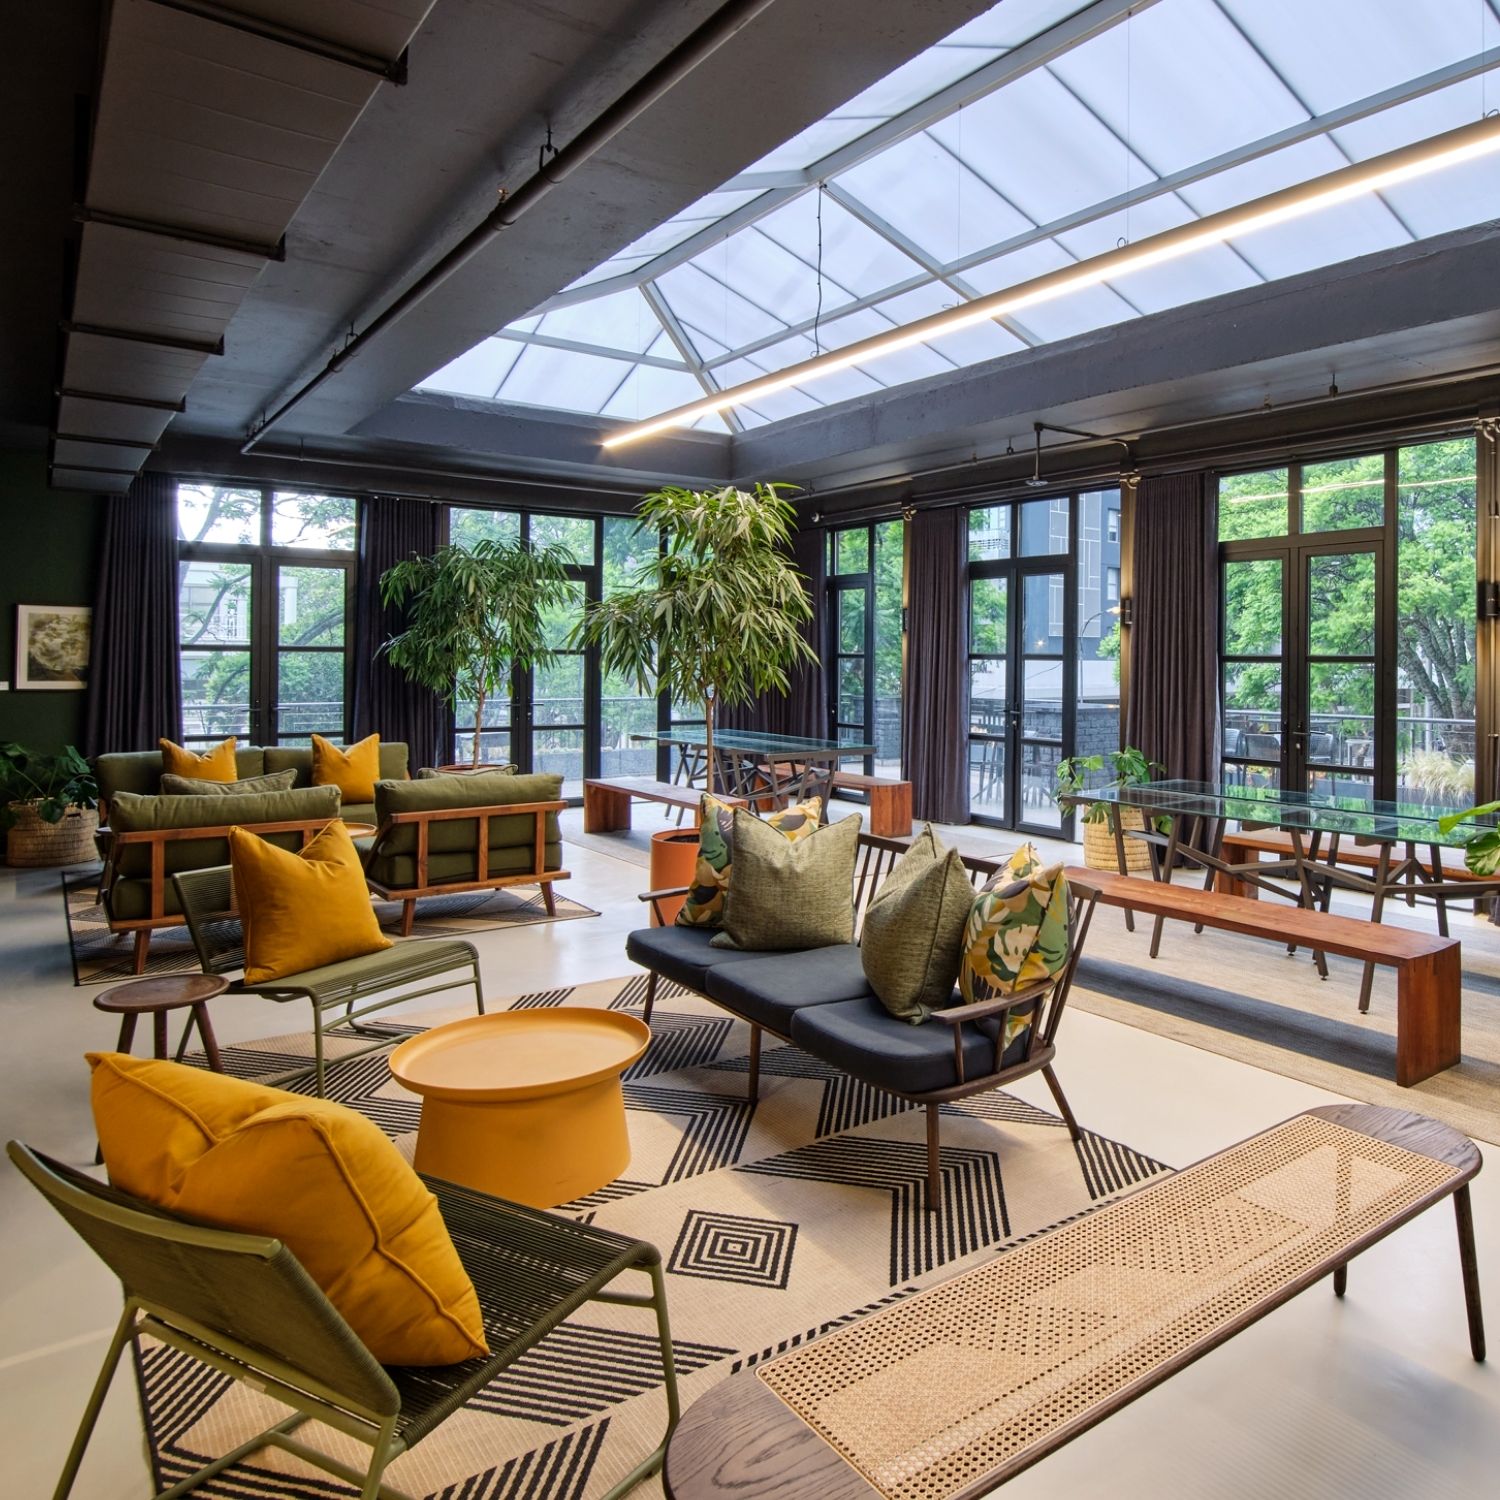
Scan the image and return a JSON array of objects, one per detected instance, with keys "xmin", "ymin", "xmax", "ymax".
[
  {"xmin": 831, "ymin": 579, "xmax": 872, "ymax": 771},
  {"xmin": 1018, "ymin": 568, "xmax": 1067, "ymax": 831},
  {"xmin": 1220, "ymin": 538, "xmax": 1386, "ymax": 798},
  {"xmin": 528, "ymin": 575, "xmax": 589, "ymax": 798}
]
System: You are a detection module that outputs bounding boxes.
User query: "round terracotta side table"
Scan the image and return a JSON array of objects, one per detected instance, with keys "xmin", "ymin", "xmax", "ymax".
[
  {"xmin": 93, "ymin": 973, "xmax": 230, "ymax": 1071},
  {"xmin": 389, "ymin": 1009, "xmax": 651, "ymax": 1208}
]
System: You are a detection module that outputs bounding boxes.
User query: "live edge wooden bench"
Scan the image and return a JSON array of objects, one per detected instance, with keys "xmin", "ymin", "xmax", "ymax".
[
  {"xmin": 828, "ymin": 770, "xmax": 913, "ymax": 839},
  {"xmin": 665, "ymin": 1104, "xmax": 1484, "ymax": 1500},
  {"xmin": 582, "ymin": 777, "xmax": 747, "ymax": 832},
  {"xmin": 1067, "ymin": 865, "xmax": 1461, "ymax": 1087}
]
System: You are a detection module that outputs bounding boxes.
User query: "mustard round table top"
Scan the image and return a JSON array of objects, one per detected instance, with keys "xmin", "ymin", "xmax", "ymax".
[{"xmin": 388, "ymin": 1009, "xmax": 651, "ymax": 1103}]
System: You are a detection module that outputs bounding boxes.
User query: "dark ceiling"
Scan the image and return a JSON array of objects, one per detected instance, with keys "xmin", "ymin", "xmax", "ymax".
[{"xmin": 8, "ymin": 0, "xmax": 1500, "ymax": 502}]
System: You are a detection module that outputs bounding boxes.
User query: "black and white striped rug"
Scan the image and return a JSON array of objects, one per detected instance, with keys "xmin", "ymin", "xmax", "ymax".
[{"xmin": 140, "ymin": 975, "xmax": 1167, "ymax": 1499}]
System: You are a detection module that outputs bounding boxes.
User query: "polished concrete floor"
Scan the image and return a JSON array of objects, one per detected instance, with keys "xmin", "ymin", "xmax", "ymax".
[{"xmin": 2, "ymin": 807, "xmax": 1496, "ymax": 1498}]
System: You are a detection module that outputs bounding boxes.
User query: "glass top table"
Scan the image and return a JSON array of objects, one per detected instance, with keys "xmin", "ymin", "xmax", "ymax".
[{"xmin": 1093, "ymin": 779, "xmax": 1496, "ymax": 849}]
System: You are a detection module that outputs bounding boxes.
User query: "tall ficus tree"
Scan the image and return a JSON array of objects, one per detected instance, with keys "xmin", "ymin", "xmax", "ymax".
[
  {"xmin": 574, "ymin": 483, "xmax": 817, "ymax": 783},
  {"xmin": 380, "ymin": 538, "xmax": 577, "ymax": 767}
]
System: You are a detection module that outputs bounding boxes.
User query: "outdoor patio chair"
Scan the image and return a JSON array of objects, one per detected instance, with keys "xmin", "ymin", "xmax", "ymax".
[
  {"xmin": 172, "ymin": 866, "xmax": 484, "ymax": 1096},
  {"xmin": 9, "ymin": 1141, "xmax": 679, "ymax": 1500}
]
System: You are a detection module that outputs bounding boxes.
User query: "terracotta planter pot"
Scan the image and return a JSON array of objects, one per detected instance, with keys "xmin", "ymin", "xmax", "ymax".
[
  {"xmin": 649, "ymin": 828, "xmax": 701, "ymax": 927},
  {"xmin": 5, "ymin": 803, "xmax": 100, "ymax": 868}
]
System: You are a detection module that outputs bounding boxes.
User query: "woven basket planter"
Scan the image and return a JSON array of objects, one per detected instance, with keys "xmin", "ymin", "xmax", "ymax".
[
  {"xmin": 1080, "ymin": 804, "xmax": 1152, "ymax": 872},
  {"xmin": 5, "ymin": 803, "xmax": 100, "ymax": 868}
]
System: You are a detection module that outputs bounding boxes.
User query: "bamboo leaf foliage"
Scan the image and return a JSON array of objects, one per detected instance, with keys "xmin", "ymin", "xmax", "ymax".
[
  {"xmin": 379, "ymin": 537, "xmax": 577, "ymax": 766},
  {"xmin": 572, "ymin": 483, "xmax": 817, "ymax": 776}
]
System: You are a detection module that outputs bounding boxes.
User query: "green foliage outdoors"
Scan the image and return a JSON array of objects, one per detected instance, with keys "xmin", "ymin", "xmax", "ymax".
[
  {"xmin": 381, "ymin": 538, "xmax": 577, "ymax": 766},
  {"xmin": 1220, "ymin": 439, "xmax": 1477, "ymax": 781},
  {"xmin": 0, "ymin": 742, "xmax": 98, "ymax": 828},
  {"xmin": 573, "ymin": 483, "xmax": 817, "ymax": 773},
  {"xmin": 1055, "ymin": 747, "xmax": 1161, "ymax": 826}
]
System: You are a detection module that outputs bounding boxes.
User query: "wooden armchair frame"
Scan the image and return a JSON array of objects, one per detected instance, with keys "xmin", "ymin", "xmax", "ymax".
[
  {"xmin": 102, "ymin": 817, "xmax": 341, "ymax": 974},
  {"xmin": 362, "ymin": 799, "xmax": 570, "ymax": 936}
]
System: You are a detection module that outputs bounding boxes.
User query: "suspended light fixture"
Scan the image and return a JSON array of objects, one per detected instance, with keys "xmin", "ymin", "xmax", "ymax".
[{"xmin": 601, "ymin": 115, "xmax": 1500, "ymax": 449}]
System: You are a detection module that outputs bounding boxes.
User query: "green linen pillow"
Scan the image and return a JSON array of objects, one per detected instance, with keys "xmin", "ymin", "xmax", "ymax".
[
  {"xmin": 860, "ymin": 826, "xmax": 975, "ymax": 1023},
  {"xmin": 417, "ymin": 765, "xmax": 517, "ymax": 778},
  {"xmin": 710, "ymin": 809, "xmax": 861, "ymax": 951},
  {"xmin": 159, "ymin": 770, "xmax": 297, "ymax": 797},
  {"xmin": 959, "ymin": 845, "xmax": 1071, "ymax": 1052},
  {"xmin": 677, "ymin": 793, "xmax": 823, "ymax": 929}
]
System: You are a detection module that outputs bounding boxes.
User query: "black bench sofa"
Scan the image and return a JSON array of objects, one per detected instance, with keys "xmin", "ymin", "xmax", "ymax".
[{"xmin": 626, "ymin": 832, "xmax": 1101, "ymax": 1208}]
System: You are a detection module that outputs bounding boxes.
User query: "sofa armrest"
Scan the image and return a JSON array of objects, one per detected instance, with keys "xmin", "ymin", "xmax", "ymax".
[
  {"xmin": 639, "ymin": 885, "xmax": 690, "ymax": 925},
  {"xmin": 929, "ymin": 977, "xmax": 1052, "ymax": 1082}
]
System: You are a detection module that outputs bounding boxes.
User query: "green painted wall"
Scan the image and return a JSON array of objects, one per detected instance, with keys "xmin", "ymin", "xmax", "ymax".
[{"xmin": 0, "ymin": 451, "xmax": 105, "ymax": 752}]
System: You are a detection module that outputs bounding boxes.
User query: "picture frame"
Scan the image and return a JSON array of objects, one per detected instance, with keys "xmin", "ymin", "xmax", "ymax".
[{"xmin": 15, "ymin": 604, "xmax": 91, "ymax": 691}]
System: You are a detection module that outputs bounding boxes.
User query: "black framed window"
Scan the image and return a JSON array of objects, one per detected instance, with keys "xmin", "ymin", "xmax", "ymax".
[
  {"xmin": 175, "ymin": 484, "xmax": 356, "ymax": 747},
  {"xmin": 1217, "ymin": 436, "xmax": 1476, "ymax": 803},
  {"xmin": 825, "ymin": 519, "xmax": 904, "ymax": 774}
]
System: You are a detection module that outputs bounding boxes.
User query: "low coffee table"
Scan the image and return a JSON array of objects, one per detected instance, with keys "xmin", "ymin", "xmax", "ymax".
[{"xmin": 388, "ymin": 1009, "xmax": 651, "ymax": 1208}]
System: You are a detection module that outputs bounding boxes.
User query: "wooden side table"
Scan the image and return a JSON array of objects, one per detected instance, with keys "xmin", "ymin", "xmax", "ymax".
[{"xmin": 93, "ymin": 973, "xmax": 230, "ymax": 1072}]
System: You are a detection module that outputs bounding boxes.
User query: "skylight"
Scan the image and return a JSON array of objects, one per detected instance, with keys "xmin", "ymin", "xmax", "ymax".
[{"xmin": 415, "ymin": 0, "xmax": 1500, "ymax": 435}]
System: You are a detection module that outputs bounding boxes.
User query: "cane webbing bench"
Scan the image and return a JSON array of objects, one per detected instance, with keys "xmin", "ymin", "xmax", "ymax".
[{"xmin": 663, "ymin": 1105, "xmax": 1484, "ymax": 1500}]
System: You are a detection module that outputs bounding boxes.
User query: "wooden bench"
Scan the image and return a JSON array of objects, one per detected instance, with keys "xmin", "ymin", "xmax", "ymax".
[
  {"xmin": 583, "ymin": 776, "xmax": 747, "ymax": 832},
  {"xmin": 664, "ymin": 1104, "xmax": 1483, "ymax": 1500},
  {"xmin": 1069, "ymin": 865, "xmax": 1461, "ymax": 1086},
  {"xmin": 827, "ymin": 770, "xmax": 913, "ymax": 838},
  {"xmin": 1214, "ymin": 828, "xmax": 1483, "ymax": 898}
]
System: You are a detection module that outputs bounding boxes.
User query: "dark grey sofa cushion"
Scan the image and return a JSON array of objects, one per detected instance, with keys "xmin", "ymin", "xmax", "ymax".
[
  {"xmin": 789, "ymin": 995, "xmax": 1029, "ymax": 1095},
  {"xmin": 705, "ymin": 945, "xmax": 873, "ymax": 1034},
  {"xmin": 626, "ymin": 925, "xmax": 762, "ymax": 992}
]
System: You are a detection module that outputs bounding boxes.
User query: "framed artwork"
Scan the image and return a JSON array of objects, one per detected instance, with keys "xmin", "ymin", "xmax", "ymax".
[{"xmin": 15, "ymin": 604, "xmax": 91, "ymax": 690}]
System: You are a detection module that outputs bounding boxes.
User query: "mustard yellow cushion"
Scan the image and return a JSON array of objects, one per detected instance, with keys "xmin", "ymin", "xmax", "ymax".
[
  {"xmin": 159, "ymin": 736, "xmax": 238, "ymax": 782},
  {"xmin": 229, "ymin": 820, "xmax": 391, "ymax": 984},
  {"xmin": 312, "ymin": 733, "xmax": 381, "ymax": 803},
  {"xmin": 88, "ymin": 1052, "xmax": 488, "ymax": 1365}
]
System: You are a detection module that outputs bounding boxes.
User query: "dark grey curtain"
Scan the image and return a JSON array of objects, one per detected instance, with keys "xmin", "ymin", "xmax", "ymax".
[
  {"xmin": 84, "ymin": 471, "xmax": 181, "ymax": 756},
  {"xmin": 719, "ymin": 524, "xmax": 826, "ymax": 738},
  {"xmin": 1124, "ymin": 471, "xmax": 1220, "ymax": 784},
  {"xmin": 350, "ymin": 494, "xmax": 446, "ymax": 768},
  {"xmin": 905, "ymin": 506, "xmax": 968, "ymax": 823}
]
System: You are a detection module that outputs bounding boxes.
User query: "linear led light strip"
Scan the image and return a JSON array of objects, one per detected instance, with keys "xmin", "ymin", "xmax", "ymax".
[{"xmin": 601, "ymin": 115, "xmax": 1500, "ymax": 449}]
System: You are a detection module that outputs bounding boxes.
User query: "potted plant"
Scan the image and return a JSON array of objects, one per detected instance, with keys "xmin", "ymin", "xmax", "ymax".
[
  {"xmin": 1055, "ymin": 746, "xmax": 1160, "ymax": 871},
  {"xmin": 574, "ymin": 483, "xmax": 818, "ymax": 915},
  {"xmin": 380, "ymin": 537, "xmax": 577, "ymax": 769},
  {"xmin": 0, "ymin": 742, "xmax": 100, "ymax": 867}
]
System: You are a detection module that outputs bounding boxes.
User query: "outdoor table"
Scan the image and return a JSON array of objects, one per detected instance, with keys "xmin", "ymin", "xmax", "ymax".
[
  {"xmin": 633, "ymin": 728, "xmax": 877, "ymax": 808},
  {"xmin": 1090, "ymin": 779, "xmax": 1500, "ymax": 1007}
]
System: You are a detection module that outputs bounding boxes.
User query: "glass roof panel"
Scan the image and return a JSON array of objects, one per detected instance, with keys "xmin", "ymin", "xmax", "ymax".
[
  {"xmin": 496, "ymin": 344, "xmax": 635, "ymax": 412},
  {"xmin": 1219, "ymin": 0, "xmax": 1483, "ymax": 116},
  {"xmin": 411, "ymin": 0, "xmax": 1500, "ymax": 432},
  {"xmin": 526, "ymin": 286, "xmax": 668, "ymax": 356},
  {"xmin": 1047, "ymin": 0, "xmax": 1306, "ymax": 176},
  {"xmin": 837, "ymin": 132, "xmax": 1034, "ymax": 263},
  {"xmin": 937, "ymin": 67, "xmax": 1157, "ymax": 227},
  {"xmin": 417, "ymin": 337, "xmax": 522, "ymax": 399}
]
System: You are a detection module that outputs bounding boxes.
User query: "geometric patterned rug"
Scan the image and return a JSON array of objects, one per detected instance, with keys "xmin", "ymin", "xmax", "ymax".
[
  {"xmin": 137, "ymin": 975, "xmax": 1168, "ymax": 1499},
  {"xmin": 61, "ymin": 876, "xmax": 600, "ymax": 986}
]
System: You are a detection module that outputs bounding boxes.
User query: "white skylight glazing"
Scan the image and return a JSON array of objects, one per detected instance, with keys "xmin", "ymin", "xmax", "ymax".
[{"xmin": 415, "ymin": 0, "xmax": 1500, "ymax": 434}]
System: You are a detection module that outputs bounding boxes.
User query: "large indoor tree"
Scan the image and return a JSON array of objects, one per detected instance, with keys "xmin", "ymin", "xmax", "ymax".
[
  {"xmin": 574, "ymin": 482, "xmax": 817, "ymax": 783},
  {"xmin": 380, "ymin": 537, "xmax": 577, "ymax": 767}
]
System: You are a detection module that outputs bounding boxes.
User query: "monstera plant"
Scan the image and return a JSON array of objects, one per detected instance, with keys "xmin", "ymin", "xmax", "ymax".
[
  {"xmin": 573, "ymin": 482, "xmax": 817, "ymax": 780},
  {"xmin": 1438, "ymin": 801, "xmax": 1500, "ymax": 875}
]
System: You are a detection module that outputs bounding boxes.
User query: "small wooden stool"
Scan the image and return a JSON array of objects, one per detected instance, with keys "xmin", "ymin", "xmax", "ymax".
[{"xmin": 93, "ymin": 973, "xmax": 230, "ymax": 1072}]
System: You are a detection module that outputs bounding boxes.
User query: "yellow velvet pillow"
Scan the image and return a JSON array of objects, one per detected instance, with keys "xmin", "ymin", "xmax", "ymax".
[
  {"xmin": 159, "ymin": 736, "xmax": 237, "ymax": 781},
  {"xmin": 229, "ymin": 820, "xmax": 392, "ymax": 983},
  {"xmin": 88, "ymin": 1052, "xmax": 488, "ymax": 1365},
  {"xmin": 312, "ymin": 733, "xmax": 381, "ymax": 803}
]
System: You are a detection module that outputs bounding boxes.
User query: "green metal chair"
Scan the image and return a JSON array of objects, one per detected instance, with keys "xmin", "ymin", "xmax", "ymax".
[
  {"xmin": 172, "ymin": 866, "xmax": 484, "ymax": 1096},
  {"xmin": 9, "ymin": 1141, "xmax": 681, "ymax": 1500}
]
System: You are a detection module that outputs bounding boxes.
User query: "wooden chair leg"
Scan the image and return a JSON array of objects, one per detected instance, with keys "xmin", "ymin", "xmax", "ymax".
[
  {"xmin": 401, "ymin": 900, "xmax": 416, "ymax": 937},
  {"xmin": 131, "ymin": 930, "xmax": 150, "ymax": 975},
  {"xmin": 194, "ymin": 1003, "xmax": 223, "ymax": 1072},
  {"xmin": 541, "ymin": 881, "xmax": 557, "ymax": 916},
  {"xmin": 747, "ymin": 1025, "xmax": 761, "ymax": 1103},
  {"xmin": 926, "ymin": 1103, "xmax": 942, "ymax": 1211},
  {"xmin": 1040, "ymin": 1063, "xmax": 1082, "ymax": 1142},
  {"xmin": 642, "ymin": 971, "xmax": 658, "ymax": 1025},
  {"xmin": 1455, "ymin": 1185, "xmax": 1486, "ymax": 1362},
  {"xmin": 1333, "ymin": 1263, "xmax": 1348, "ymax": 1298}
]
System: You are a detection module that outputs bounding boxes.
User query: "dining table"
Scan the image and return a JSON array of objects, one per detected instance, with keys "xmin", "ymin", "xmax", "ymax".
[
  {"xmin": 1088, "ymin": 778, "xmax": 1500, "ymax": 1007},
  {"xmin": 631, "ymin": 727, "xmax": 877, "ymax": 808}
]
